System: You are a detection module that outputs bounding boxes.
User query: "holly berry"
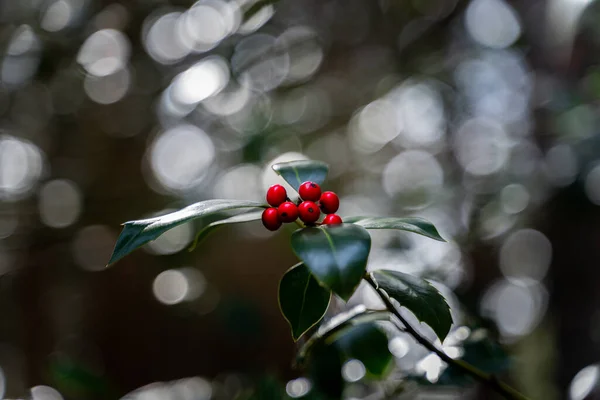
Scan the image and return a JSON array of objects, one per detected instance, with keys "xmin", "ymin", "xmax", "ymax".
[
  {"xmin": 299, "ymin": 181, "xmax": 321, "ymax": 202},
  {"xmin": 298, "ymin": 201, "xmax": 320, "ymax": 223},
  {"xmin": 266, "ymin": 184, "xmax": 287, "ymax": 207},
  {"xmin": 262, "ymin": 208, "xmax": 282, "ymax": 231},
  {"xmin": 323, "ymin": 214, "xmax": 343, "ymax": 225},
  {"xmin": 319, "ymin": 191, "xmax": 339, "ymax": 214},
  {"xmin": 278, "ymin": 201, "xmax": 299, "ymax": 223}
]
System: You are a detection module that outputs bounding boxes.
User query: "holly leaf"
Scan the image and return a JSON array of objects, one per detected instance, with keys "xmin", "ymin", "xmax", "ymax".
[
  {"xmin": 278, "ymin": 263, "xmax": 331, "ymax": 341},
  {"xmin": 335, "ymin": 323, "xmax": 393, "ymax": 379},
  {"xmin": 345, "ymin": 217, "xmax": 445, "ymax": 242},
  {"xmin": 108, "ymin": 200, "xmax": 265, "ymax": 266},
  {"xmin": 188, "ymin": 210, "xmax": 264, "ymax": 251},
  {"xmin": 272, "ymin": 160, "xmax": 329, "ymax": 192},
  {"xmin": 291, "ymin": 224, "xmax": 371, "ymax": 301},
  {"xmin": 371, "ymin": 270, "xmax": 453, "ymax": 342}
]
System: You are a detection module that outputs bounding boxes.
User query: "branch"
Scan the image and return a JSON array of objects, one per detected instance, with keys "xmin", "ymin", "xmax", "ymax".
[{"xmin": 363, "ymin": 273, "xmax": 530, "ymax": 400}]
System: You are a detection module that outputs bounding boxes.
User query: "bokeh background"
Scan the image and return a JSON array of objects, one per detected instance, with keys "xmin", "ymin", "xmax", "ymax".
[{"xmin": 1, "ymin": 0, "xmax": 600, "ymax": 398}]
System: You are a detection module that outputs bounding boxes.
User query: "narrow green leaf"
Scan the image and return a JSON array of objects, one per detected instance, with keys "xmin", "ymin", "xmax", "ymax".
[
  {"xmin": 278, "ymin": 263, "xmax": 331, "ymax": 341},
  {"xmin": 346, "ymin": 216, "xmax": 445, "ymax": 242},
  {"xmin": 290, "ymin": 224, "xmax": 371, "ymax": 301},
  {"xmin": 335, "ymin": 323, "xmax": 393, "ymax": 379},
  {"xmin": 371, "ymin": 270, "xmax": 453, "ymax": 342},
  {"xmin": 108, "ymin": 200, "xmax": 265, "ymax": 266},
  {"xmin": 188, "ymin": 210, "xmax": 264, "ymax": 251},
  {"xmin": 272, "ymin": 160, "xmax": 329, "ymax": 192}
]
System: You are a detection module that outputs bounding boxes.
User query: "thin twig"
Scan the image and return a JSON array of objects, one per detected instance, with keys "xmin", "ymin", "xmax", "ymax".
[{"xmin": 363, "ymin": 273, "xmax": 530, "ymax": 400}]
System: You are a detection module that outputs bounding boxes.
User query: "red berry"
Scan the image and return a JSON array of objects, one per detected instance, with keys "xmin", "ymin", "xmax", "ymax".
[
  {"xmin": 299, "ymin": 181, "xmax": 321, "ymax": 202},
  {"xmin": 323, "ymin": 214, "xmax": 343, "ymax": 225},
  {"xmin": 278, "ymin": 201, "xmax": 299, "ymax": 223},
  {"xmin": 266, "ymin": 184, "xmax": 287, "ymax": 207},
  {"xmin": 262, "ymin": 208, "xmax": 282, "ymax": 231},
  {"xmin": 319, "ymin": 191, "xmax": 339, "ymax": 214},
  {"xmin": 298, "ymin": 201, "xmax": 320, "ymax": 223}
]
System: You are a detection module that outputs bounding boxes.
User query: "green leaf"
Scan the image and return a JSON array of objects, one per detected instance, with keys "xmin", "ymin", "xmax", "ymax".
[
  {"xmin": 335, "ymin": 323, "xmax": 393, "ymax": 379},
  {"xmin": 290, "ymin": 224, "xmax": 371, "ymax": 301},
  {"xmin": 108, "ymin": 200, "xmax": 265, "ymax": 266},
  {"xmin": 278, "ymin": 263, "xmax": 331, "ymax": 341},
  {"xmin": 346, "ymin": 216, "xmax": 445, "ymax": 242},
  {"xmin": 188, "ymin": 210, "xmax": 264, "ymax": 251},
  {"xmin": 370, "ymin": 270, "xmax": 453, "ymax": 342},
  {"xmin": 272, "ymin": 160, "xmax": 329, "ymax": 192}
]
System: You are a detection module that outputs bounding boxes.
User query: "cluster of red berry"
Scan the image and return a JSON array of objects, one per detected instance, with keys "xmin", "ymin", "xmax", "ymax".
[{"xmin": 261, "ymin": 181, "xmax": 342, "ymax": 231}]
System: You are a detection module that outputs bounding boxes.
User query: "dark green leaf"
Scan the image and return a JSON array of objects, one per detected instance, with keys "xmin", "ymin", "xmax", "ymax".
[
  {"xmin": 371, "ymin": 270, "xmax": 453, "ymax": 342},
  {"xmin": 308, "ymin": 343, "xmax": 344, "ymax": 400},
  {"xmin": 279, "ymin": 263, "xmax": 331, "ymax": 341},
  {"xmin": 108, "ymin": 200, "xmax": 265, "ymax": 266},
  {"xmin": 188, "ymin": 210, "xmax": 264, "ymax": 251},
  {"xmin": 346, "ymin": 216, "xmax": 445, "ymax": 242},
  {"xmin": 272, "ymin": 160, "xmax": 329, "ymax": 192},
  {"xmin": 291, "ymin": 224, "xmax": 371, "ymax": 301},
  {"xmin": 335, "ymin": 323, "xmax": 393, "ymax": 379}
]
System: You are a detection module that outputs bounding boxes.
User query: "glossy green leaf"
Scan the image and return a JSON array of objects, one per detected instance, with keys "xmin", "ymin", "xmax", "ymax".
[
  {"xmin": 371, "ymin": 269, "xmax": 453, "ymax": 342},
  {"xmin": 108, "ymin": 200, "xmax": 265, "ymax": 266},
  {"xmin": 335, "ymin": 323, "xmax": 393, "ymax": 378},
  {"xmin": 272, "ymin": 160, "xmax": 329, "ymax": 192},
  {"xmin": 346, "ymin": 216, "xmax": 445, "ymax": 242},
  {"xmin": 278, "ymin": 263, "xmax": 331, "ymax": 341},
  {"xmin": 188, "ymin": 210, "xmax": 264, "ymax": 251},
  {"xmin": 291, "ymin": 224, "xmax": 371, "ymax": 301}
]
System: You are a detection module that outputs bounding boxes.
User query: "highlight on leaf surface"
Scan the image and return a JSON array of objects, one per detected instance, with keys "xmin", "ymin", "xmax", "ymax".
[
  {"xmin": 370, "ymin": 269, "xmax": 453, "ymax": 342},
  {"xmin": 107, "ymin": 199, "xmax": 265, "ymax": 266},
  {"xmin": 278, "ymin": 263, "xmax": 331, "ymax": 341},
  {"xmin": 271, "ymin": 159, "xmax": 329, "ymax": 192}
]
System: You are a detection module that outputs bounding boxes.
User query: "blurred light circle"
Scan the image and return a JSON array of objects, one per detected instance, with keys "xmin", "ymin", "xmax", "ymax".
[
  {"xmin": 0, "ymin": 212, "xmax": 18, "ymax": 239},
  {"xmin": 416, "ymin": 353, "xmax": 445, "ymax": 383},
  {"xmin": 41, "ymin": 0, "xmax": 73, "ymax": 32},
  {"xmin": 77, "ymin": 29, "xmax": 130, "ymax": 77},
  {"xmin": 262, "ymin": 152, "xmax": 308, "ymax": 194},
  {"xmin": 545, "ymin": 144, "xmax": 578, "ymax": 187},
  {"xmin": 31, "ymin": 385, "xmax": 64, "ymax": 400},
  {"xmin": 350, "ymin": 100, "xmax": 400, "ymax": 153},
  {"xmin": 453, "ymin": 118, "xmax": 510, "ymax": 176},
  {"xmin": 173, "ymin": 377, "xmax": 212, "ymax": 400},
  {"xmin": 213, "ymin": 164, "xmax": 262, "ymax": 201},
  {"xmin": 72, "ymin": 225, "xmax": 115, "ymax": 271},
  {"xmin": 342, "ymin": 359, "xmax": 366, "ymax": 382},
  {"xmin": 202, "ymin": 80, "xmax": 251, "ymax": 116},
  {"xmin": 232, "ymin": 34, "xmax": 289, "ymax": 92},
  {"xmin": 480, "ymin": 279, "xmax": 547, "ymax": 340},
  {"xmin": 120, "ymin": 382, "xmax": 173, "ymax": 400},
  {"xmin": 465, "ymin": 0, "xmax": 521, "ymax": 49},
  {"xmin": 388, "ymin": 337, "xmax": 410, "ymax": 358},
  {"xmin": 7, "ymin": 25, "xmax": 39, "ymax": 56},
  {"xmin": 144, "ymin": 12, "xmax": 191, "ymax": 64},
  {"xmin": 0, "ymin": 136, "xmax": 44, "ymax": 201},
  {"xmin": 153, "ymin": 269, "xmax": 190, "ymax": 305},
  {"xmin": 382, "ymin": 150, "xmax": 444, "ymax": 208},
  {"xmin": 285, "ymin": 377, "xmax": 311, "ymax": 398},
  {"xmin": 392, "ymin": 81, "xmax": 445, "ymax": 148},
  {"xmin": 149, "ymin": 125, "xmax": 215, "ymax": 192},
  {"xmin": 145, "ymin": 214, "xmax": 192, "ymax": 255},
  {"xmin": 2, "ymin": 25, "xmax": 41, "ymax": 86},
  {"xmin": 237, "ymin": 1, "xmax": 274, "ymax": 34},
  {"xmin": 170, "ymin": 57, "xmax": 230, "ymax": 106},
  {"xmin": 39, "ymin": 179, "xmax": 82, "ymax": 228},
  {"xmin": 84, "ymin": 66, "xmax": 130, "ymax": 104},
  {"xmin": 0, "ymin": 366, "xmax": 4, "ymax": 399},
  {"xmin": 585, "ymin": 163, "xmax": 600, "ymax": 206},
  {"xmin": 500, "ymin": 183, "xmax": 529, "ymax": 214},
  {"xmin": 570, "ymin": 365, "xmax": 600, "ymax": 400},
  {"xmin": 180, "ymin": 0, "xmax": 240, "ymax": 51},
  {"xmin": 277, "ymin": 26, "xmax": 323, "ymax": 83},
  {"xmin": 500, "ymin": 229, "xmax": 551, "ymax": 282}
]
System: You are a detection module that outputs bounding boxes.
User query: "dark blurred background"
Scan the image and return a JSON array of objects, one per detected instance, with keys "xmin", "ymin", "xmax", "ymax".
[{"xmin": 1, "ymin": 0, "xmax": 600, "ymax": 398}]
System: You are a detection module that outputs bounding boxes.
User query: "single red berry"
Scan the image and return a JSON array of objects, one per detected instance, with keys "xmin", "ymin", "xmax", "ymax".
[
  {"xmin": 278, "ymin": 201, "xmax": 299, "ymax": 223},
  {"xmin": 262, "ymin": 208, "xmax": 282, "ymax": 231},
  {"xmin": 319, "ymin": 191, "xmax": 340, "ymax": 214},
  {"xmin": 298, "ymin": 201, "xmax": 320, "ymax": 223},
  {"xmin": 323, "ymin": 214, "xmax": 343, "ymax": 225},
  {"xmin": 299, "ymin": 181, "xmax": 321, "ymax": 202},
  {"xmin": 266, "ymin": 184, "xmax": 287, "ymax": 207}
]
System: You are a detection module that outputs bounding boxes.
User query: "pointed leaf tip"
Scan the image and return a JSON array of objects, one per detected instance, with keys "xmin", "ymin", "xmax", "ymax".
[
  {"xmin": 347, "ymin": 216, "xmax": 446, "ymax": 242},
  {"xmin": 271, "ymin": 160, "xmax": 329, "ymax": 192}
]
